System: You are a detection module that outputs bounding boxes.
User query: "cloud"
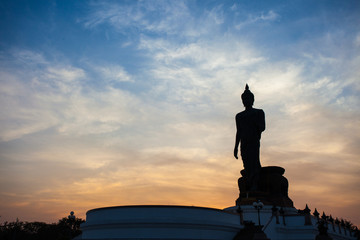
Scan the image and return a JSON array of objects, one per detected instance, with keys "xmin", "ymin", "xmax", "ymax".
[
  {"xmin": 82, "ymin": 1, "xmax": 193, "ymax": 35},
  {"xmin": 0, "ymin": 51, "xmax": 142, "ymax": 141},
  {"xmin": 82, "ymin": 1, "xmax": 232, "ymax": 39},
  {"xmin": 94, "ymin": 65, "xmax": 134, "ymax": 83},
  {"xmin": 46, "ymin": 66, "xmax": 85, "ymax": 83},
  {"xmin": 12, "ymin": 50, "xmax": 48, "ymax": 65},
  {"xmin": 235, "ymin": 10, "xmax": 279, "ymax": 29},
  {"xmin": 205, "ymin": 4, "xmax": 224, "ymax": 25},
  {"xmin": 137, "ymin": 35, "xmax": 265, "ymax": 111}
]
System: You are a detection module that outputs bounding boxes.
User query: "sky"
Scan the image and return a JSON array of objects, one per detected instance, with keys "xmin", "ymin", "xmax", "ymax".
[{"xmin": 0, "ymin": 0, "xmax": 359, "ymax": 226}]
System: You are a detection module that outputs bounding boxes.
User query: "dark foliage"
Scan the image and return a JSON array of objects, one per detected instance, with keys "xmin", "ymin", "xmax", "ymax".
[{"xmin": 0, "ymin": 216, "xmax": 85, "ymax": 240}]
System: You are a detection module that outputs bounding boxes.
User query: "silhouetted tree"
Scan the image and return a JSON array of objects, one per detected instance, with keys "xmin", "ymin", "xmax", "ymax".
[{"xmin": 0, "ymin": 213, "xmax": 85, "ymax": 240}]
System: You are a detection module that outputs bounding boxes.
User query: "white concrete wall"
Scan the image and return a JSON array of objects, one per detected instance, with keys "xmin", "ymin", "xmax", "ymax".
[
  {"xmin": 81, "ymin": 205, "xmax": 241, "ymax": 240},
  {"xmin": 80, "ymin": 205, "xmax": 357, "ymax": 240}
]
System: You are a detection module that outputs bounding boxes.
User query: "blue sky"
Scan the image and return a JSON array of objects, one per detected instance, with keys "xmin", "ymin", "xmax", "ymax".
[{"xmin": 0, "ymin": 0, "xmax": 359, "ymax": 226}]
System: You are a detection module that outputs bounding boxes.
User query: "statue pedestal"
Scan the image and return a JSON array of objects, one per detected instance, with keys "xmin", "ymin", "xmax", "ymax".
[{"xmin": 236, "ymin": 166, "xmax": 293, "ymax": 207}]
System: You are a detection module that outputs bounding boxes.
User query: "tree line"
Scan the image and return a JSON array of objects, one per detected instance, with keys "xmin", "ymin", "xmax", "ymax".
[{"xmin": 0, "ymin": 212, "xmax": 84, "ymax": 240}]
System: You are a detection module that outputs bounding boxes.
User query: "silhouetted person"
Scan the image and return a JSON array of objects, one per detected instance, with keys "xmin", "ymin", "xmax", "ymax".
[{"xmin": 234, "ymin": 84, "xmax": 265, "ymax": 191}]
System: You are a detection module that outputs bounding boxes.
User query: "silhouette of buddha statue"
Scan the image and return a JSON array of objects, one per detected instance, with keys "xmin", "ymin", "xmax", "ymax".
[{"xmin": 234, "ymin": 84, "xmax": 265, "ymax": 191}]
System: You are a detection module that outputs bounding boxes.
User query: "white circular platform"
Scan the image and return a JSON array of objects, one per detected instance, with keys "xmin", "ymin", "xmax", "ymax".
[{"xmin": 81, "ymin": 205, "xmax": 241, "ymax": 240}]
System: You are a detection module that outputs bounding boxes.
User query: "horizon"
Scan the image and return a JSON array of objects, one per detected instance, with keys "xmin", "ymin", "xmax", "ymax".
[{"xmin": 0, "ymin": 0, "xmax": 359, "ymax": 227}]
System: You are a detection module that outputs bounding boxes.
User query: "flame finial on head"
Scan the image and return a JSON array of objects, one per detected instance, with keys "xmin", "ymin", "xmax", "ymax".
[{"xmin": 242, "ymin": 84, "xmax": 254, "ymax": 99}]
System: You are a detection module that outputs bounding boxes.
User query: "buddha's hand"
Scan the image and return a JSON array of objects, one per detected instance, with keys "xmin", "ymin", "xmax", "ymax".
[{"xmin": 234, "ymin": 148, "xmax": 238, "ymax": 159}]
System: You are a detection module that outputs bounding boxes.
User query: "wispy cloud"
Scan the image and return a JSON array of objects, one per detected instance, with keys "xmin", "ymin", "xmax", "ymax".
[
  {"xmin": 82, "ymin": 1, "xmax": 231, "ymax": 39},
  {"xmin": 95, "ymin": 65, "xmax": 134, "ymax": 83},
  {"xmin": 82, "ymin": 1, "xmax": 193, "ymax": 35},
  {"xmin": 0, "ymin": 50, "xmax": 141, "ymax": 141},
  {"xmin": 235, "ymin": 10, "xmax": 279, "ymax": 29}
]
